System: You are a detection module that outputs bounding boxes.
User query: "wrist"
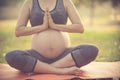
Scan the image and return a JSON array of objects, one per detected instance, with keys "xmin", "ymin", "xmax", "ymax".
[
  {"xmin": 37, "ymin": 24, "xmax": 46, "ymax": 31},
  {"xmin": 50, "ymin": 23, "xmax": 57, "ymax": 29}
]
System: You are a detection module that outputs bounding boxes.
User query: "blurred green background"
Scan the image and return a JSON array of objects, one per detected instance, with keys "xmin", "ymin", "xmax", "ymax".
[{"xmin": 0, "ymin": 0, "xmax": 120, "ymax": 63}]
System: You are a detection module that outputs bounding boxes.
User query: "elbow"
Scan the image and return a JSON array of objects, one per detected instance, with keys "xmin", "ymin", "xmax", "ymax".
[
  {"xmin": 81, "ymin": 27, "xmax": 84, "ymax": 33},
  {"xmin": 15, "ymin": 33, "xmax": 20, "ymax": 37},
  {"xmin": 15, "ymin": 31, "xmax": 21, "ymax": 37},
  {"xmin": 77, "ymin": 24, "xmax": 84, "ymax": 33},
  {"xmin": 15, "ymin": 28, "xmax": 22, "ymax": 37}
]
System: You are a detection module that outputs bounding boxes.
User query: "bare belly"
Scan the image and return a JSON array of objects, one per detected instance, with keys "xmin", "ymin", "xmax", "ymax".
[{"xmin": 31, "ymin": 29, "xmax": 71, "ymax": 59}]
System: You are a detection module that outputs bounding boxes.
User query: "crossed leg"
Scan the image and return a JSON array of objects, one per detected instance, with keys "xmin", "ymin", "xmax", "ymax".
[
  {"xmin": 34, "ymin": 60, "xmax": 80, "ymax": 75},
  {"xmin": 51, "ymin": 53, "xmax": 75, "ymax": 68},
  {"xmin": 5, "ymin": 44, "xmax": 98, "ymax": 75},
  {"xmin": 51, "ymin": 44, "xmax": 99, "ymax": 68},
  {"xmin": 5, "ymin": 50, "xmax": 80, "ymax": 75}
]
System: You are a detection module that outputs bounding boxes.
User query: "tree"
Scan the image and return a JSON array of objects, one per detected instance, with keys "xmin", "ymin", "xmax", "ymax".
[{"xmin": 111, "ymin": 0, "xmax": 120, "ymax": 21}]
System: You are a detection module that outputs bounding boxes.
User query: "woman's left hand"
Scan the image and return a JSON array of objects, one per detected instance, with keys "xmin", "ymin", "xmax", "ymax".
[{"xmin": 47, "ymin": 11, "xmax": 56, "ymax": 29}]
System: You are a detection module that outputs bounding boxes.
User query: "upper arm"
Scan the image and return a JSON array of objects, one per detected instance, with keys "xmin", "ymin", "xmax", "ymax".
[
  {"xmin": 64, "ymin": 0, "xmax": 82, "ymax": 24},
  {"xmin": 16, "ymin": 0, "xmax": 31, "ymax": 28}
]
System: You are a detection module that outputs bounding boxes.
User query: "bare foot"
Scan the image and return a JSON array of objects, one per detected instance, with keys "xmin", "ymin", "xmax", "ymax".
[{"xmin": 60, "ymin": 67, "xmax": 81, "ymax": 76}]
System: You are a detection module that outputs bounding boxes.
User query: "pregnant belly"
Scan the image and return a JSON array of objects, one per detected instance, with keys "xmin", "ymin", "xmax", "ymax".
[{"xmin": 31, "ymin": 29, "xmax": 71, "ymax": 59}]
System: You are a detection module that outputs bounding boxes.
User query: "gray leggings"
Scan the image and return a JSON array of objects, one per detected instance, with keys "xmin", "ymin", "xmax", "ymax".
[{"xmin": 5, "ymin": 44, "xmax": 99, "ymax": 73}]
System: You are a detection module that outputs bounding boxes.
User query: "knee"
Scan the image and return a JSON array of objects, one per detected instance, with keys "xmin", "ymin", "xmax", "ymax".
[
  {"xmin": 86, "ymin": 44, "xmax": 99, "ymax": 59},
  {"xmin": 78, "ymin": 44, "xmax": 99, "ymax": 60},
  {"xmin": 5, "ymin": 50, "xmax": 27, "ymax": 68},
  {"xmin": 91, "ymin": 45, "xmax": 99, "ymax": 57},
  {"xmin": 72, "ymin": 44, "xmax": 99, "ymax": 61},
  {"xmin": 71, "ymin": 44, "xmax": 99, "ymax": 67},
  {"xmin": 5, "ymin": 50, "xmax": 37, "ymax": 73},
  {"xmin": 5, "ymin": 50, "xmax": 20, "ymax": 65}
]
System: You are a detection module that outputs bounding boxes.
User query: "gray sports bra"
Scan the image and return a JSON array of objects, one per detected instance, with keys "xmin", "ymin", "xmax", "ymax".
[{"xmin": 30, "ymin": 0, "xmax": 68, "ymax": 27}]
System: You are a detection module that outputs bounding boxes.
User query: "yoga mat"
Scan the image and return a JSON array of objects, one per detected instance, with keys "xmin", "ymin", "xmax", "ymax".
[{"xmin": 0, "ymin": 62, "xmax": 120, "ymax": 80}]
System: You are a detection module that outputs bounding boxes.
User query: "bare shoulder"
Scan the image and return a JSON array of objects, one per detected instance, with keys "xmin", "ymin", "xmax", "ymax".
[
  {"xmin": 24, "ymin": 0, "xmax": 32, "ymax": 5},
  {"xmin": 63, "ymin": 0, "xmax": 77, "ymax": 13},
  {"xmin": 63, "ymin": 0, "xmax": 74, "ymax": 7},
  {"xmin": 22, "ymin": 0, "xmax": 32, "ymax": 9},
  {"xmin": 63, "ymin": 0, "xmax": 81, "ymax": 24}
]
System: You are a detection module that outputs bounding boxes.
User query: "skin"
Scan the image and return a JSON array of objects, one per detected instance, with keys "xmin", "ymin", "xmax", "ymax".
[{"xmin": 15, "ymin": 0, "xmax": 84, "ymax": 75}]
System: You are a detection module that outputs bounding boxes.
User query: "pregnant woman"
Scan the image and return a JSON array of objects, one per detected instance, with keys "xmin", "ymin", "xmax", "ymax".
[{"xmin": 5, "ymin": 0, "xmax": 99, "ymax": 75}]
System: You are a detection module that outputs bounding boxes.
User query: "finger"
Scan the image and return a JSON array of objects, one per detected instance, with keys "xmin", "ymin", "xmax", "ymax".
[
  {"xmin": 43, "ymin": 13, "xmax": 47, "ymax": 21},
  {"xmin": 44, "ymin": 7, "xmax": 48, "ymax": 15},
  {"xmin": 43, "ymin": 11, "xmax": 48, "ymax": 24},
  {"xmin": 46, "ymin": 7, "xmax": 49, "ymax": 13},
  {"xmin": 48, "ymin": 12, "xmax": 53, "ymax": 22},
  {"xmin": 47, "ymin": 9, "xmax": 51, "ymax": 17},
  {"xmin": 75, "ymin": 72, "xmax": 80, "ymax": 76},
  {"xmin": 44, "ymin": 9, "xmax": 47, "ymax": 16},
  {"xmin": 74, "ymin": 70, "xmax": 81, "ymax": 76},
  {"xmin": 78, "ymin": 70, "xmax": 89, "ymax": 77},
  {"xmin": 44, "ymin": 8, "xmax": 48, "ymax": 19},
  {"xmin": 44, "ymin": 7, "xmax": 49, "ymax": 17}
]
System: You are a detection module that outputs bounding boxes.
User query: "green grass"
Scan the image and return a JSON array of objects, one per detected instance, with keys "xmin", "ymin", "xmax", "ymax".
[
  {"xmin": 69, "ymin": 30, "xmax": 120, "ymax": 62},
  {"xmin": 0, "ymin": 20, "xmax": 120, "ymax": 63}
]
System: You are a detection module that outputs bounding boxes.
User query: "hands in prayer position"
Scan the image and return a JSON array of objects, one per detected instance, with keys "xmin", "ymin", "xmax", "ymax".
[{"xmin": 42, "ymin": 8, "xmax": 56, "ymax": 30}]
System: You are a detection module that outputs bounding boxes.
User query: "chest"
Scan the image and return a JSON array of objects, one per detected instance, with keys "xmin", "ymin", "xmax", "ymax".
[
  {"xmin": 38, "ymin": 0, "xmax": 57, "ymax": 11},
  {"xmin": 30, "ymin": 0, "xmax": 68, "ymax": 26}
]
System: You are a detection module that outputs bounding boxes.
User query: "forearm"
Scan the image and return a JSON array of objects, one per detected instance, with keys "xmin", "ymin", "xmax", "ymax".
[
  {"xmin": 15, "ymin": 25, "xmax": 45, "ymax": 37},
  {"xmin": 52, "ymin": 24, "xmax": 84, "ymax": 33}
]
